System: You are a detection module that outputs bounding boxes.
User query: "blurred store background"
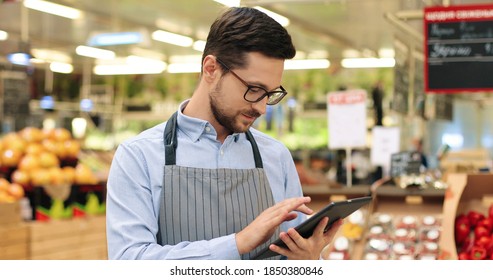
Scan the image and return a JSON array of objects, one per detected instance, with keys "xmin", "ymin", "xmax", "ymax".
[{"xmin": 1, "ymin": 0, "xmax": 493, "ymax": 260}]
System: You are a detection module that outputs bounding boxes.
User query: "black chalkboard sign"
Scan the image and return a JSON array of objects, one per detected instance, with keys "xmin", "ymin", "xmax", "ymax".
[
  {"xmin": 424, "ymin": 4, "xmax": 493, "ymax": 93},
  {"xmin": 390, "ymin": 151, "xmax": 422, "ymax": 178},
  {"xmin": 0, "ymin": 71, "xmax": 31, "ymax": 132}
]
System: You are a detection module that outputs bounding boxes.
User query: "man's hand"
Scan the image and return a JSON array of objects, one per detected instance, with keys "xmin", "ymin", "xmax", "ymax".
[
  {"xmin": 235, "ymin": 196, "xmax": 313, "ymax": 255},
  {"xmin": 268, "ymin": 217, "xmax": 344, "ymax": 260}
]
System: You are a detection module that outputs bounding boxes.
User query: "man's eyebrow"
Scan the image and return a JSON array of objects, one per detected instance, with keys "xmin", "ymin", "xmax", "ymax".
[{"xmin": 248, "ymin": 80, "xmax": 281, "ymax": 91}]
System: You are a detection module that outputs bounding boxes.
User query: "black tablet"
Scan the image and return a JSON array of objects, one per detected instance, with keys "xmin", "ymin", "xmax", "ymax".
[{"xmin": 251, "ymin": 196, "xmax": 372, "ymax": 260}]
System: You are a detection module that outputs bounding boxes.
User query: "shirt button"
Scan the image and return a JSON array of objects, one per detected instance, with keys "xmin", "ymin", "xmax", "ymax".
[
  {"xmin": 220, "ymin": 150, "xmax": 224, "ymax": 156},
  {"xmin": 205, "ymin": 126, "xmax": 211, "ymax": 132}
]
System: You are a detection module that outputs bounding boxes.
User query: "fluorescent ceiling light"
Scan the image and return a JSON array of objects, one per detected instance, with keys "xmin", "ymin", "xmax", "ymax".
[
  {"xmin": 169, "ymin": 55, "xmax": 202, "ymax": 64},
  {"xmin": 7, "ymin": 53, "xmax": 32, "ymax": 66},
  {"xmin": 341, "ymin": 58, "xmax": 396, "ymax": 68},
  {"xmin": 254, "ymin": 6, "xmax": 290, "ymax": 27},
  {"xmin": 284, "ymin": 59, "xmax": 330, "ymax": 70},
  {"xmin": 24, "ymin": 0, "xmax": 82, "ymax": 19},
  {"xmin": 76, "ymin": 45, "xmax": 115, "ymax": 59},
  {"xmin": 152, "ymin": 30, "xmax": 193, "ymax": 47},
  {"xmin": 94, "ymin": 64, "xmax": 166, "ymax": 75},
  {"xmin": 87, "ymin": 31, "xmax": 148, "ymax": 46},
  {"xmin": 50, "ymin": 62, "xmax": 73, "ymax": 73},
  {"xmin": 7, "ymin": 41, "xmax": 34, "ymax": 66},
  {"xmin": 167, "ymin": 63, "xmax": 202, "ymax": 73},
  {"xmin": 32, "ymin": 49, "xmax": 72, "ymax": 63},
  {"xmin": 213, "ymin": 0, "xmax": 240, "ymax": 7},
  {"xmin": 93, "ymin": 56, "xmax": 167, "ymax": 75},
  {"xmin": 193, "ymin": 40, "xmax": 206, "ymax": 52},
  {"xmin": 0, "ymin": 30, "xmax": 8, "ymax": 41}
]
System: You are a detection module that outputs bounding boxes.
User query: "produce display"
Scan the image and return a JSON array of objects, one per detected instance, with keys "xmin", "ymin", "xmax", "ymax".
[
  {"xmin": 0, "ymin": 177, "xmax": 24, "ymax": 203},
  {"xmin": 363, "ymin": 213, "xmax": 442, "ymax": 260},
  {"xmin": 0, "ymin": 127, "xmax": 104, "ymax": 220},
  {"xmin": 454, "ymin": 205, "xmax": 493, "ymax": 260}
]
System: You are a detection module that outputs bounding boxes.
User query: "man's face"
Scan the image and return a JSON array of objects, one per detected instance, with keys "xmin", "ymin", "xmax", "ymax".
[{"xmin": 209, "ymin": 52, "xmax": 284, "ymax": 133}]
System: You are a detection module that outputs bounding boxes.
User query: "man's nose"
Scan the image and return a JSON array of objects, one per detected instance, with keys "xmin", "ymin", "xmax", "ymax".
[{"xmin": 251, "ymin": 96, "xmax": 268, "ymax": 115}]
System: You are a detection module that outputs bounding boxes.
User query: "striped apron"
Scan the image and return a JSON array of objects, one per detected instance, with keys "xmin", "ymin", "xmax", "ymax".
[{"xmin": 157, "ymin": 112, "xmax": 280, "ymax": 260}]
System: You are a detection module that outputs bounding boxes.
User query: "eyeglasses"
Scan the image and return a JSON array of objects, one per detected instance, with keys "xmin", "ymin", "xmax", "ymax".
[{"xmin": 216, "ymin": 58, "xmax": 287, "ymax": 105}]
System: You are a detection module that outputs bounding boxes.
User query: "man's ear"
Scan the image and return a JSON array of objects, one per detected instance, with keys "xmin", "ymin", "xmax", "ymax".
[{"xmin": 202, "ymin": 55, "xmax": 219, "ymax": 83}]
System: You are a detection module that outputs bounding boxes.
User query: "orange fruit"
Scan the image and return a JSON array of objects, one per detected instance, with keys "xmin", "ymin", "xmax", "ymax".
[{"xmin": 7, "ymin": 183, "xmax": 25, "ymax": 200}]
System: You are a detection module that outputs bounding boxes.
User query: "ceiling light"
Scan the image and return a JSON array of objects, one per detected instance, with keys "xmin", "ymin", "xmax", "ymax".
[
  {"xmin": 284, "ymin": 59, "xmax": 330, "ymax": 70},
  {"xmin": 0, "ymin": 30, "xmax": 8, "ymax": 41},
  {"xmin": 254, "ymin": 6, "xmax": 290, "ymax": 27},
  {"xmin": 7, "ymin": 53, "xmax": 32, "ymax": 66},
  {"xmin": 193, "ymin": 40, "xmax": 206, "ymax": 52},
  {"xmin": 7, "ymin": 41, "xmax": 34, "ymax": 66},
  {"xmin": 32, "ymin": 48, "xmax": 72, "ymax": 63},
  {"xmin": 93, "ymin": 56, "xmax": 167, "ymax": 75},
  {"xmin": 76, "ymin": 45, "xmax": 115, "ymax": 59},
  {"xmin": 341, "ymin": 58, "xmax": 395, "ymax": 68},
  {"xmin": 169, "ymin": 55, "xmax": 202, "ymax": 64},
  {"xmin": 23, "ymin": 0, "xmax": 82, "ymax": 19},
  {"xmin": 213, "ymin": 0, "xmax": 240, "ymax": 7},
  {"xmin": 167, "ymin": 63, "xmax": 202, "ymax": 74},
  {"xmin": 50, "ymin": 62, "xmax": 73, "ymax": 73},
  {"xmin": 87, "ymin": 30, "xmax": 149, "ymax": 46},
  {"xmin": 94, "ymin": 64, "xmax": 166, "ymax": 75},
  {"xmin": 152, "ymin": 30, "xmax": 193, "ymax": 47}
]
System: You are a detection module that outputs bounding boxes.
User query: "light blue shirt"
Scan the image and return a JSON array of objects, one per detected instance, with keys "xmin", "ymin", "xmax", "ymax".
[{"xmin": 106, "ymin": 101, "xmax": 305, "ymax": 259}]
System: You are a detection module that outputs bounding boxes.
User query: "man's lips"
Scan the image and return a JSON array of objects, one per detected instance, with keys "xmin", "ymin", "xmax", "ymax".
[{"xmin": 242, "ymin": 112, "xmax": 260, "ymax": 121}]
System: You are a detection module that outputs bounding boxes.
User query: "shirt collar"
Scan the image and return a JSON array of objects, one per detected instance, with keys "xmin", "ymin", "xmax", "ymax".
[{"xmin": 177, "ymin": 99, "xmax": 241, "ymax": 142}]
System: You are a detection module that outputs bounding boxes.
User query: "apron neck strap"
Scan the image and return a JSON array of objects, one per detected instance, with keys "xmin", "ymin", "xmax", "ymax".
[
  {"xmin": 163, "ymin": 111, "xmax": 263, "ymax": 168},
  {"xmin": 163, "ymin": 112, "xmax": 178, "ymax": 165},
  {"xmin": 245, "ymin": 129, "xmax": 263, "ymax": 168}
]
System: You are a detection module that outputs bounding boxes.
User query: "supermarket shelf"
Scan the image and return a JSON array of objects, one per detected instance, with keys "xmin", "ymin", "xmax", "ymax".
[
  {"xmin": 303, "ymin": 184, "xmax": 446, "ymax": 198},
  {"xmin": 302, "ymin": 184, "xmax": 370, "ymax": 197},
  {"xmin": 375, "ymin": 185, "xmax": 446, "ymax": 198}
]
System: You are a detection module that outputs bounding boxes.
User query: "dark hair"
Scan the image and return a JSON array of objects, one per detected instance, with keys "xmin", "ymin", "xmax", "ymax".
[{"xmin": 202, "ymin": 7, "xmax": 296, "ymax": 70}]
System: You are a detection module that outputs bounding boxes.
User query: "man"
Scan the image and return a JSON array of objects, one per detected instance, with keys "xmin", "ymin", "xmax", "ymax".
[
  {"xmin": 371, "ymin": 80, "xmax": 384, "ymax": 126},
  {"xmin": 106, "ymin": 6, "xmax": 341, "ymax": 260}
]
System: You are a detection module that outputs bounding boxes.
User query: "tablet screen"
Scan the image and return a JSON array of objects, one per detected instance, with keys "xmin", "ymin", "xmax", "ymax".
[{"xmin": 251, "ymin": 196, "xmax": 372, "ymax": 260}]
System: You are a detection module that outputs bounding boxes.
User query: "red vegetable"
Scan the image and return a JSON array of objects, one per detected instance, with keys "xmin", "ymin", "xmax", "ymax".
[
  {"xmin": 470, "ymin": 246, "xmax": 487, "ymax": 260},
  {"xmin": 455, "ymin": 220, "xmax": 471, "ymax": 245},
  {"xmin": 458, "ymin": 251, "xmax": 469, "ymax": 260},
  {"xmin": 456, "ymin": 214, "xmax": 469, "ymax": 225},
  {"xmin": 474, "ymin": 226, "xmax": 490, "ymax": 240},
  {"xmin": 475, "ymin": 236, "xmax": 492, "ymax": 248},
  {"xmin": 489, "ymin": 204, "xmax": 493, "ymax": 219},
  {"xmin": 468, "ymin": 210, "xmax": 485, "ymax": 227},
  {"xmin": 477, "ymin": 218, "xmax": 493, "ymax": 232},
  {"xmin": 461, "ymin": 235, "xmax": 475, "ymax": 253}
]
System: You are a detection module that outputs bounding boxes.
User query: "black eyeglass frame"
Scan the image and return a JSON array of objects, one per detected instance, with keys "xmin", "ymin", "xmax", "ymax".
[{"xmin": 215, "ymin": 58, "xmax": 288, "ymax": 105}]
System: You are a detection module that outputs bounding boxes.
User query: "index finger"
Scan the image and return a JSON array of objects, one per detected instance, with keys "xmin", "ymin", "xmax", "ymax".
[
  {"xmin": 268, "ymin": 196, "xmax": 313, "ymax": 220},
  {"xmin": 276, "ymin": 196, "xmax": 312, "ymax": 212}
]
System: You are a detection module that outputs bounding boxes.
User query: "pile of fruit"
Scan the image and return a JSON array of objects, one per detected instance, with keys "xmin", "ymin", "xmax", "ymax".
[
  {"xmin": 0, "ymin": 127, "xmax": 99, "ymax": 192},
  {"xmin": 455, "ymin": 205, "xmax": 493, "ymax": 260},
  {"xmin": 0, "ymin": 177, "xmax": 24, "ymax": 203}
]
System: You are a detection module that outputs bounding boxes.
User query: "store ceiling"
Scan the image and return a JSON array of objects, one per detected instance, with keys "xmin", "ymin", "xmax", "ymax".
[{"xmin": 0, "ymin": 0, "xmax": 490, "ymax": 73}]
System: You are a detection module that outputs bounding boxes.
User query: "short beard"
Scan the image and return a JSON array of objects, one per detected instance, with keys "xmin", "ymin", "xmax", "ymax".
[{"xmin": 209, "ymin": 83, "xmax": 258, "ymax": 134}]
